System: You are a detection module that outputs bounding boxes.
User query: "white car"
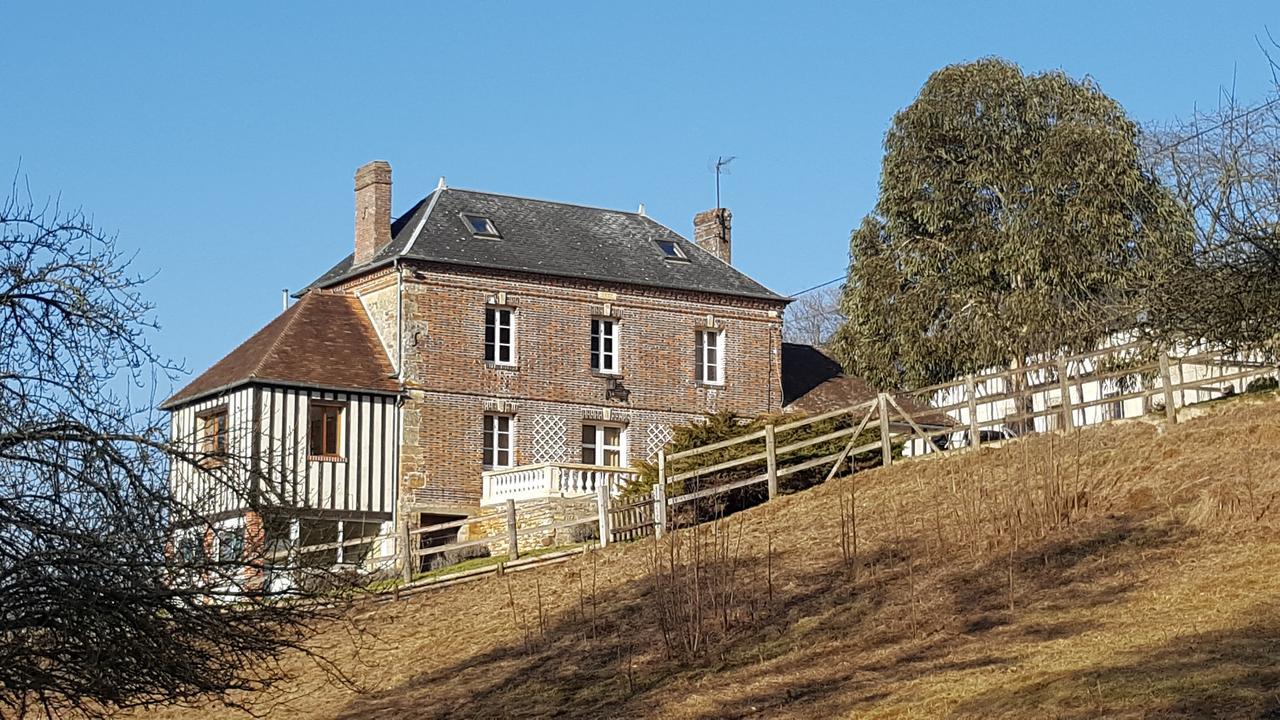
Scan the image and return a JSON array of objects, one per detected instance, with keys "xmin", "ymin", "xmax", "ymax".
[{"xmin": 902, "ymin": 426, "xmax": 1019, "ymax": 457}]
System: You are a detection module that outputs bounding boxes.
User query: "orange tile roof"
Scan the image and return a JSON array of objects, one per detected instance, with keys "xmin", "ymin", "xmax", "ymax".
[{"xmin": 161, "ymin": 292, "xmax": 399, "ymax": 409}]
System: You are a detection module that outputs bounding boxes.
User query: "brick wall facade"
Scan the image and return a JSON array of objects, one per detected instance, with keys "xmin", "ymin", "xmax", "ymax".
[{"xmin": 338, "ymin": 261, "xmax": 785, "ymax": 514}]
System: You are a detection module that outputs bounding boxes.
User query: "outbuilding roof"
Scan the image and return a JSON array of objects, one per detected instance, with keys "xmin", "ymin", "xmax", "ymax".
[
  {"xmin": 305, "ymin": 188, "xmax": 787, "ymax": 303},
  {"xmin": 161, "ymin": 292, "xmax": 399, "ymax": 409},
  {"xmin": 781, "ymin": 343, "xmax": 954, "ymax": 427}
]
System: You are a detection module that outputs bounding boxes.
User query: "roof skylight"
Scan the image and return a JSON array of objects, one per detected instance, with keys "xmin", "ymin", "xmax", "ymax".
[
  {"xmin": 461, "ymin": 213, "xmax": 501, "ymax": 238},
  {"xmin": 655, "ymin": 239, "xmax": 687, "ymax": 261}
]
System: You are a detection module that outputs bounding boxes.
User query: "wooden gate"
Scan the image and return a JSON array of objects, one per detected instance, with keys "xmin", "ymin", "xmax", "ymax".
[{"xmin": 608, "ymin": 496, "xmax": 655, "ymax": 543}]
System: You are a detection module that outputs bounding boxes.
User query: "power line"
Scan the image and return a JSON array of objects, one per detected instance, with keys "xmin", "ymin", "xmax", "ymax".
[
  {"xmin": 1147, "ymin": 94, "xmax": 1280, "ymax": 155},
  {"xmin": 789, "ymin": 274, "xmax": 846, "ymax": 297}
]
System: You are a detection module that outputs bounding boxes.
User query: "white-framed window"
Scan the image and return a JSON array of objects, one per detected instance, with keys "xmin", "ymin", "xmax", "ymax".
[
  {"xmin": 582, "ymin": 423, "xmax": 625, "ymax": 467},
  {"xmin": 485, "ymin": 307, "xmax": 515, "ymax": 365},
  {"xmin": 591, "ymin": 318, "xmax": 619, "ymax": 374},
  {"xmin": 483, "ymin": 413, "xmax": 513, "ymax": 468},
  {"xmin": 695, "ymin": 329, "xmax": 725, "ymax": 385}
]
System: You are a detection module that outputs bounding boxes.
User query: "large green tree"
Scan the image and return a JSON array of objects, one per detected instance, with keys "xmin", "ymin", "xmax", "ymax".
[{"xmin": 830, "ymin": 59, "xmax": 1187, "ymax": 389}]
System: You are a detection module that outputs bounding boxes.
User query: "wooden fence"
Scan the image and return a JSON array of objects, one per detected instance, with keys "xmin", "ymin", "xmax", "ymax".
[
  {"xmin": 902, "ymin": 341, "xmax": 1274, "ymax": 453},
  {"xmin": 647, "ymin": 341, "xmax": 1276, "ymax": 538},
  {"xmin": 650, "ymin": 395, "xmax": 902, "ymax": 537},
  {"xmin": 607, "ymin": 496, "xmax": 655, "ymax": 543}
]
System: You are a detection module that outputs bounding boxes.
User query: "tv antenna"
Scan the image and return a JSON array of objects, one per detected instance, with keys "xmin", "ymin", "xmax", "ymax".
[{"xmin": 711, "ymin": 155, "xmax": 737, "ymax": 208}]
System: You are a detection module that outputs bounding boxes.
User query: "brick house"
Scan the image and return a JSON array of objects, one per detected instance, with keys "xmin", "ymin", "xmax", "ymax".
[{"xmin": 163, "ymin": 161, "xmax": 788, "ymax": 565}]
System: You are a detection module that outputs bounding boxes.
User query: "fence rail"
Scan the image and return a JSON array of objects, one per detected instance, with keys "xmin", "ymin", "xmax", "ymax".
[{"xmin": 644, "ymin": 342, "xmax": 1276, "ymax": 540}]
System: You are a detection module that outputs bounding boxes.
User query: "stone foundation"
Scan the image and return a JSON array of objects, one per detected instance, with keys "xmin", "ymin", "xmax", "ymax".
[{"xmin": 460, "ymin": 496, "xmax": 599, "ymax": 556}]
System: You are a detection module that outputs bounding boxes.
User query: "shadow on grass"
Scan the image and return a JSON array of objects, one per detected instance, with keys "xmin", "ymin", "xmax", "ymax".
[
  {"xmin": 949, "ymin": 600, "xmax": 1280, "ymax": 719},
  {"xmin": 330, "ymin": 513, "xmax": 1218, "ymax": 719}
]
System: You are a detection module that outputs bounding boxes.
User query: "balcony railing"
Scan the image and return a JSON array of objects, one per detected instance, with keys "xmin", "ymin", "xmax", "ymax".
[{"xmin": 480, "ymin": 462, "xmax": 639, "ymax": 506}]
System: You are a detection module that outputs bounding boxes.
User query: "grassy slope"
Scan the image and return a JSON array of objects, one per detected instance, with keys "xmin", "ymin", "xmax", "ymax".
[{"xmin": 147, "ymin": 395, "xmax": 1280, "ymax": 719}]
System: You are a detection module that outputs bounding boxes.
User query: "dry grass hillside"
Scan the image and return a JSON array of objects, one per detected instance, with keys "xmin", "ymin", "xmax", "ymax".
[{"xmin": 147, "ymin": 395, "xmax": 1280, "ymax": 719}]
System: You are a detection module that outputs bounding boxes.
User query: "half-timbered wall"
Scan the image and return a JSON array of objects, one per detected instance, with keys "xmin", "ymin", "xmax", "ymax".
[
  {"xmin": 169, "ymin": 387, "xmax": 256, "ymax": 517},
  {"xmin": 258, "ymin": 386, "xmax": 399, "ymax": 517},
  {"xmin": 169, "ymin": 385, "xmax": 400, "ymax": 519}
]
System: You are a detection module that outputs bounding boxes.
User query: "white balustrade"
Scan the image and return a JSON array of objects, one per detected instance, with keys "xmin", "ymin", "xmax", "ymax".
[{"xmin": 481, "ymin": 463, "xmax": 638, "ymax": 505}]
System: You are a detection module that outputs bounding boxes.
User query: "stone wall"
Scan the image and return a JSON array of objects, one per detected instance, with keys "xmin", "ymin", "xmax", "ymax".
[
  {"xmin": 458, "ymin": 496, "xmax": 599, "ymax": 557},
  {"xmin": 355, "ymin": 273, "xmax": 399, "ymax": 374}
]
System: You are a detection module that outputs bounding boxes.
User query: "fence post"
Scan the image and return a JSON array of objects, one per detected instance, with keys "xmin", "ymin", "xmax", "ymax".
[
  {"xmin": 765, "ymin": 423, "xmax": 778, "ymax": 499},
  {"xmin": 1056, "ymin": 358, "xmax": 1075, "ymax": 430},
  {"xmin": 400, "ymin": 521, "xmax": 413, "ymax": 584},
  {"xmin": 1158, "ymin": 350, "xmax": 1178, "ymax": 425},
  {"xmin": 966, "ymin": 374, "xmax": 980, "ymax": 451},
  {"xmin": 596, "ymin": 479, "xmax": 610, "ymax": 547},
  {"xmin": 1178, "ymin": 357, "xmax": 1187, "ymax": 408},
  {"xmin": 654, "ymin": 452, "xmax": 668, "ymax": 539},
  {"xmin": 878, "ymin": 392, "xmax": 893, "ymax": 467},
  {"xmin": 505, "ymin": 498, "xmax": 519, "ymax": 561}
]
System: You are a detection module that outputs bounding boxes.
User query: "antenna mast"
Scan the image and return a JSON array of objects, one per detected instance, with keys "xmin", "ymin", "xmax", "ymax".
[{"xmin": 714, "ymin": 155, "xmax": 736, "ymax": 208}]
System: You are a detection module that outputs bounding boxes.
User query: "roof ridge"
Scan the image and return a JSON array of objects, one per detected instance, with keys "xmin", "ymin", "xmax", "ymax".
[
  {"xmin": 442, "ymin": 186, "xmax": 645, "ymax": 217},
  {"xmin": 400, "ymin": 188, "xmax": 444, "ymax": 257},
  {"xmin": 247, "ymin": 293, "xmax": 313, "ymax": 379}
]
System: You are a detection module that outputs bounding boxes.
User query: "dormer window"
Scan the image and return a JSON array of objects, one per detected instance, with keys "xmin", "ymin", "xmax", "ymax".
[
  {"xmin": 462, "ymin": 213, "xmax": 501, "ymax": 238},
  {"xmin": 655, "ymin": 239, "xmax": 687, "ymax": 261}
]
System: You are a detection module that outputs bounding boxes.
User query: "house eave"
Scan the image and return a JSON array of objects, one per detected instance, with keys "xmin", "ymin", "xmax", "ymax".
[
  {"xmin": 315, "ymin": 256, "xmax": 791, "ymax": 306},
  {"xmin": 161, "ymin": 377, "xmax": 403, "ymax": 411}
]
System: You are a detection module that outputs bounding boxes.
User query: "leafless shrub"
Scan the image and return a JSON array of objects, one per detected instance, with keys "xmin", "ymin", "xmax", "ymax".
[{"xmin": 648, "ymin": 516, "xmax": 755, "ymax": 661}]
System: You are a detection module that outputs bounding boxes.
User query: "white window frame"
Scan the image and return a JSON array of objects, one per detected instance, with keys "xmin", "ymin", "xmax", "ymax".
[
  {"xmin": 581, "ymin": 422, "xmax": 626, "ymax": 467},
  {"xmin": 591, "ymin": 318, "xmax": 619, "ymax": 374},
  {"xmin": 461, "ymin": 212, "xmax": 501, "ymax": 238},
  {"xmin": 655, "ymin": 238, "xmax": 687, "ymax": 261},
  {"xmin": 483, "ymin": 413, "xmax": 513, "ymax": 469},
  {"xmin": 1102, "ymin": 388, "xmax": 1124, "ymax": 421},
  {"xmin": 485, "ymin": 307, "xmax": 516, "ymax": 366},
  {"xmin": 696, "ymin": 329, "xmax": 725, "ymax": 385}
]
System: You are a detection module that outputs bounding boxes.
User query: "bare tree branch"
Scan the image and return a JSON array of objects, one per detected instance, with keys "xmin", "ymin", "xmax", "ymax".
[{"xmin": 0, "ymin": 177, "xmax": 368, "ymax": 718}]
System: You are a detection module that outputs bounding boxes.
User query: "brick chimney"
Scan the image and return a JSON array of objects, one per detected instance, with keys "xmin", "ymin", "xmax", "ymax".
[
  {"xmin": 354, "ymin": 160, "xmax": 393, "ymax": 265},
  {"xmin": 693, "ymin": 208, "xmax": 732, "ymax": 264}
]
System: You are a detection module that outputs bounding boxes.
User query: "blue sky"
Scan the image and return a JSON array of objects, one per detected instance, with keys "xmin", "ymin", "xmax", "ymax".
[{"xmin": 2, "ymin": 2, "xmax": 1276, "ymax": 396}]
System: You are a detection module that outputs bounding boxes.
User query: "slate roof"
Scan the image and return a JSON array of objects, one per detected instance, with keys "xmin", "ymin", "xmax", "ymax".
[
  {"xmin": 781, "ymin": 343, "xmax": 954, "ymax": 427},
  {"xmin": 304, "ymin": 188, "xmax": 787, "ymax": 302},
  {"xmin": 161, "ymin": 292, "xmax": 399, "ymax": 409}
]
